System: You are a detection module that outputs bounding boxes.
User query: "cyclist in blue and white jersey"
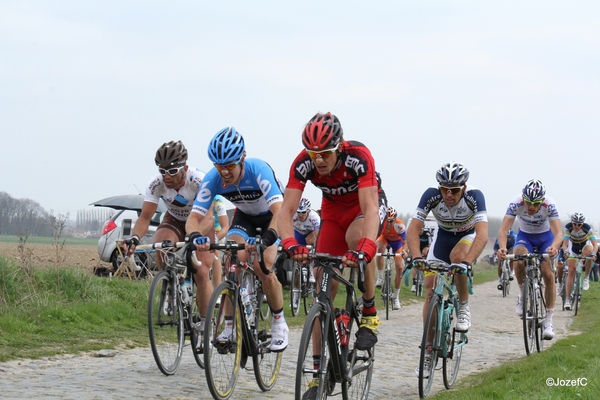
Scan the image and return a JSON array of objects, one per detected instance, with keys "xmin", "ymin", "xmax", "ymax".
[
  {"xmin": 123, "ymin": 140, "xmax": 216, "ymax": 272},
  {"xmin": 497, "ymin": 179, "xmax": 562, "ymax": 340},
  {"xmin": 210, "ymin": 194, "xmax": 230, "ymax": 289},
  {"xmin": 494, "ymin": 228, "xmax": 517, "ymax": 289},
  {"xmin": 406, "ymin": 162, "xmax": 488, "ymax": 377},
  {"xmin": 293, "ymin": 198, "xmax": 321, "ymax": 247},
  {"xmin": 186, "ymin": 127, "xmax": 289, "ymax": 352},
  {"xmin": 561, "ymin": 212, "xmax": 597, "ymax": 309}
]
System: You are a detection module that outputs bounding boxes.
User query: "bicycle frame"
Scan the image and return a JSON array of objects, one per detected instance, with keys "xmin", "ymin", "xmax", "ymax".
[{"xmin": 375, "ymin": 246, "xmax": 402, "ymax": 320}]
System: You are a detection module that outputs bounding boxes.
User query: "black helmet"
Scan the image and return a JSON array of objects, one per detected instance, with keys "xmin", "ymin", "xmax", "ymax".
[{"xmin": 155, "ymin": 140, "xmax": 188, "ymax": 167}]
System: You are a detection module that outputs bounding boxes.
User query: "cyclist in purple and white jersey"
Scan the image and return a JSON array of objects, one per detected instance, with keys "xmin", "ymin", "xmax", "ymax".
[
  {"xmin": 123, "ymin": 140, "xmax": 215, "ymax": 273},
  {"xmin": 497, "ymin": 179, "xmax": 562, "ymax": 340},
  {"xmin": 406, "ymin": 162, "xmax": 488, "ymax": 377},
  {"xmin": 293, "ymin": 198, "xmax": 321, "ymax": 246},
  {"xmin": 186, "ymin": 127, "xmax": 289, "ymax": 352},
  {"xmin": 561, "ymin": 212, "xmax": 597, "ymax": 309}
]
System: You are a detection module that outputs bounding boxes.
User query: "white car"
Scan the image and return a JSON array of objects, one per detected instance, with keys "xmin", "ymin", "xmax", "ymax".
[{"xmin": 98, "ymin": 207, "xmax": 164, "ymax": 272}]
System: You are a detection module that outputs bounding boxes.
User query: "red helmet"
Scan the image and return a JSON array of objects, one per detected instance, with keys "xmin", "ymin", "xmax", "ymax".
[{"xmin": 302, "ymin": 112, "xmax": 343, "ymax": 150}]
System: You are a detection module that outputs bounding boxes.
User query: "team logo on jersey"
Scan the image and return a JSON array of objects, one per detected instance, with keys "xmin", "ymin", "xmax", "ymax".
[
  {"xmin": 344, "ymin": 155, "xmax": 366, "ymax": 176},
  {"xmin": 197, "ymin": 181, "xmax": 213, "ymax": 203},
  {"xmin": 257, "ymin": 174, "xmax": 272, "ymax": 195},
  {"xmin": 295, "ymin": 159, "xmax": 314, "ymax": 179}
]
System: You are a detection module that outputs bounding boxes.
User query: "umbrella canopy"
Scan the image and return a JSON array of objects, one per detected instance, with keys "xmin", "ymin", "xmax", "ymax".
[{"xmin": 91, "ymin": 194, "xmax": 167, "ymax": 212}]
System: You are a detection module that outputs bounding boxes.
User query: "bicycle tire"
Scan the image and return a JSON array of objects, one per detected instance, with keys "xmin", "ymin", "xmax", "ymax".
[
  {"xmin": 148, "ymin": 270, "xmax": 184, "ymax": 376},
  {"xmin": 442, "ymin": 301, "xmax": 463, "ymax": 389},
  {"xmin": 383, "ymin": 269, "xmax": 391, "ymax": 320},
  {"xmin": 303, "ymin": 280, "xmax": 314, "ymax": 316},
  {"xmin": 342, "ymin": 307, "xmax": 374, "ymax": 400},
  {"xmin": 291, "ymin": 261, "xmax": 302, "ymax": 317},
  {"xmin": 416, "ymin": 270, "xmax": 424, "ymax": 297},
  {"xmin": 574, "ymin": 270, "xmax": 581, "ymax": 316},
  {"xmin": 204, "ymin": 282, "xmax": 242, "ymax": 400},
  {"xmin": 534, "ymin": 286, "xmax": 545, "ymax": 353},
  {"xmin": 189, "ymin": 283, "xmax": 204, "ymax": 369},
  {"xmin": 295, "ymin": 303, "xmax": 328, "ymax": 400},
  {"xmin": 419, "ymin": 294, "xmax": 442, "ymax": 398},
  {"xmin": 522, "ymin": 278, "xmax": 536, "ymax": 355},
  {"xmin": 253, "ymin": 285, "xmax": 283, "ymax": 392}
]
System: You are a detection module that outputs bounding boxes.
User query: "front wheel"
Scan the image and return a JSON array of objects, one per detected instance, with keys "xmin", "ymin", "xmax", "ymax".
[
  {"xmin": 204, "ymin": 283, "xmax": 242, "ymax": 400},
  {"xmin": 295, "ymin": 304, "xmax": 328, "ymax": 400},
  {"xmin": 573, "ymin": 271, "xmax": 581, "ymax": 316},
  {"xmin": 291, "ymin": 261, "xmax": 302, "ymax": 317},
  {"xmin": 418, "ymin": 295, "xmax": 442, "ymax": 398},
  {"xmin": 189, "ymin": 283, "xmax": 204, "ymax": 369},
  {"xmin": 383, "ymin": 268, "xmax": 391, "ymax": 320},
  {"xmin": 342, "ymin": 308, "xmax": 374, "ymax": 400},
  {"xmin": 148, "ymin": 270, "xmax": 184, "ymax": 375},
  {"xmin": 416, "ymin": 270, "xmax": 424, "ymax": 297},
  {"xmin": 522, "ymin": 278, "xmax": 536, "ymax": 355}
]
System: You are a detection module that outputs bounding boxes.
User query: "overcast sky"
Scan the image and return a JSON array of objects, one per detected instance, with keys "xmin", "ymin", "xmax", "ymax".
[{"xmin": 2, "ymin": 1, "xmax": 599, "ymax": 230}]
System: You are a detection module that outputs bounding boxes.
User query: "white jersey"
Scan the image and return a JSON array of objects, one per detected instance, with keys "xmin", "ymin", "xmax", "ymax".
[
  {"xmin": 144, "ymin": 167, "xmax": 205, "ymax": 221},
  {"xmin": 293, "ymin": 210, "xmax": 321, "ymax": 236},
  {"xmin": 505, "ymin": 195, "xmax": 559, "ymax": 234}
]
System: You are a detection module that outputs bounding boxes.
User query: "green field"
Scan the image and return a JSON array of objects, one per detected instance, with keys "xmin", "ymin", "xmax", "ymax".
[{"xmin": 0, "ymin": 235, "xmax": 98, "ymax": 246}]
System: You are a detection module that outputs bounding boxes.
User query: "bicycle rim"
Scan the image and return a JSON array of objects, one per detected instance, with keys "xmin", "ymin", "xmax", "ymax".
[
  {"xmin": 443, "ymin": 304, "xmax": 463, "ymax": 389},
  {"xmin": 342, "ymin": 308, "xmax": 374, "ymax": 400},
  {"xmin": 295, "ymin": 304, "xmax": 328, "ymax": 400},
  {"xmin": 253, "ymin": 288, "xmax": 282, "ymax": 391},
  {"xmin": 574, "ymin": 274, "xmax": 581, "ymax": 316},
  {"xmin": 417, "ymin": 271, "xmax": 424, "ymax": 297},
  {"xmin": 419, "ymin": 295, "xmax": 441, "ymax": 398},
  {"xmin": 291, "ymin": 262, "xmax": 301, "ymax": 317},
  {"xmin": 204, "ymin": 283, "xmax": 242, "ymax": 400},
  {"xmin": 189, "ymin": 283, "xmax": 204, "ymax": 369},
  {"xmin": 522, "ymin": 279, "xmax": 536, "ymax": 355},
  {"xmin": 535, "ymin": 288, "xmax": 545, "ymax": 353},
  {"xmin": 384, "ymin": 270, "xmax": 391, "ymax": 320},
  {"xmin": 148, "ymin": 271, "xmax": 184, "ymax": 376},
  {"xmin": 303, "ymin": 283, "xmax": 314, "ymax": 316}
]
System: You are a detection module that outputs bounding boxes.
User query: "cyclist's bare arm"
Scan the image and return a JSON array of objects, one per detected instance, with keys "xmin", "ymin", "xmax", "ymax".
[
  {"xmin": 306, "ymin": 229, "xmax": 319, "ymax": 246},
  {"xmin": 185, "ymin": 210, "xmax": 216, "ymax": 252},
  {"xmin": 496, "ymin": 216, "xmax": 515, "ymax": 259},
  {"xmin": 123, "ymin": 200, "xmax": 158, "ymax": 254},
  {"xmin": 463, "ymin": 221, "xmax": 488, "ymax": 264},
  {"xmin": 277, "ymin": 187, "xmax": 307, "ymax": 260},
  {"xmin": 547, "ymin": 219, "xmax": 563, "ymax": 257},
  {"xmin": 406, "ymin": 218, "xmax": 425, "ymax": 259},
  {"xmin": 216, "ymin": 214, "xmax": 229, "ymax": 241}
]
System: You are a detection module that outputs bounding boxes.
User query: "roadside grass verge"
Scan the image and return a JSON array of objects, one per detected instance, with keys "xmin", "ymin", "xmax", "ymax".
[{"xmin": 431, "ymin": 281, "xmax": 600, "ymax": 399}]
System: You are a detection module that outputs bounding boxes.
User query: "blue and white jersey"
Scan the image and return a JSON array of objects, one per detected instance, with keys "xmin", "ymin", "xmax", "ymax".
[
  {"xmin": 192, "ymin": 158, "xmax": 284, "ymax": 217},
  {"xmin": 505, "ymin": 195, "xmax": 559, "ymax": 234},
  {"xmin": 412, "ymin": 187, "xmax": 487, "ymax": 235},
  {"xmin": 145, "ymin": 167, "xmax": 205, "ymax": 221},
  {"xmin": 293, "ymin": 210, "xmax": 321, "ymax": 236}
]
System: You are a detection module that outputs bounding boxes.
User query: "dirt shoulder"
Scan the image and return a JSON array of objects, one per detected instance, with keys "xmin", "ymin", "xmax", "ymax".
[{"xmin": 0, "ymin": 242, "xmax": 110, "ymax": 272}]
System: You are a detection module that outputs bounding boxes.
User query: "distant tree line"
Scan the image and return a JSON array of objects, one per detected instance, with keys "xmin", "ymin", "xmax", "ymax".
[
  {"xmin": 75, "ymin": 208, "xmax": 113, "ymax": 233},
  {"xmin": 0, "ymin": 191, "xmax": 56, "ymax": 236}
]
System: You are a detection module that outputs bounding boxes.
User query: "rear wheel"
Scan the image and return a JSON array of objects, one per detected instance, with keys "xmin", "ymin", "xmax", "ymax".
[
  {"xmin": 204, "ymin": 283, "xmax": 242, "ymax": 400},
  {"xmin": 148, "ymin": 270, "xmax": 184, "ymax": 375},
  {"xmin": 382, "ymin": 268, "xmax": 391, "ymax": 320},
  {"xmin": 342, "ymin": 308, "xmax": 374, "ymax": 400},
  {"xmin": 419, "ymin": 295, "xmax": 442, "ymax": 398},
  {"xmin": 573, "ymin": 271, "xmax": 581, "ymax": 316},
  {"xmin": 443, "ymin": 302, "xmax": 463, "ymax": 389},
  {"xmin": 296, "ymin": 304, "xmax": 328, "ymax": 400},
  {"xmin": 189, "ymin": 283, "xmax": 204, "ymax": 369},
  {"xmin": 253, "ymin": 287, "xmax": 283, "ymax": 391}
]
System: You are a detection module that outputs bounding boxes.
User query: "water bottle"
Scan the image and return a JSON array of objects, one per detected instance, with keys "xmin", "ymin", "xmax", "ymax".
[
  {"xmin": 240, "ymin": 287, "xmax": 252, "ymax": 316},
  {"xmin": 302, "ymin": 266, "xmax": 308, "ymax": 283},
  {"xmin": 335, "ymin": 308, "xmax": 350, "ymax": 347},
  {"xmin": 181, "ymin": 279, "xmax": 192, "ymax": 305}
]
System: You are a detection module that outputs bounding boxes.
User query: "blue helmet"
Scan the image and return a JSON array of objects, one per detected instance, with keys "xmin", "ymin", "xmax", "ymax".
[
  {"xmin": 522, "ymin": 179, "xmax": 545, "ymax": 202},
  {"xmin": 208, "ymin": 127, "xmax": 246, "ymax": 165},
  {"xmin": 297, "ymin": 198, "xmax": 311, "ymax": 213}
]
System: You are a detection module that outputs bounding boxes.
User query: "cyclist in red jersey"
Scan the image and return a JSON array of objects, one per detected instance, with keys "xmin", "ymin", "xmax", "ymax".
[{"xmin": 278, "ymin": 112, "xmax": 386, "ymax": 384}]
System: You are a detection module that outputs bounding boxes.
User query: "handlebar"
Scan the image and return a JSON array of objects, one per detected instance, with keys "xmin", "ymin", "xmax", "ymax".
[
  {"xmin": 506, "ymin": 253, "xmax": 550, "ymax": 260},
  {"xmin": 311, "ymin": 252, "xmax": 368, "ymax": 293},
  {"xmin": 134, "ymin": 241, "xmax": 202, "ymax": 268}
]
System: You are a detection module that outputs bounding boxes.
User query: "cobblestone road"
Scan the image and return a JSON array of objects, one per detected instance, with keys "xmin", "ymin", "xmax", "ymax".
[{"xmin": 0, "ymin": 281, "xmax": 573, "ymax": 399}]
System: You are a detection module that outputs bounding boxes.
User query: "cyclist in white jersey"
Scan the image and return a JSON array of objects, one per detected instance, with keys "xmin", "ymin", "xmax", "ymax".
[
  {"xmin": 124, "ymin": 141, "xmax": 215, "ymax": 270},
  {"xmin": 186, "ymin": 127, "xmax": 289, "ymax": 352},
  {"xmin": 293, "ymin": 198, "xmax": 321, "ymax": 247},
  {"xmin": 496, "ymin": 179, "xmax": 562, "ymax": 340},
  {"xmin": 561, "ymin": 212, "xmax": 597, "ymax": 309}
]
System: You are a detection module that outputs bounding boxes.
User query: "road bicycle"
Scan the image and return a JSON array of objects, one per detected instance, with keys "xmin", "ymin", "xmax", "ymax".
[
  {"xmin": 375, "ymin": 245, "xmax": 402, "ymax": 320},
  {"xmin": 203, "ymin": 240, "xmax": 282, "ymax": 400},
  {"xmin": 417, "ymin": 261, "xmax": 469, "ymax": 399},
  {"xmin": 136, "ymin": 241, "xmax": 204, "ymax": 375},
  {"xmin": 497, "ymin": 258, "xmax": 512, "ymax": 298},
  {"xmin": 289, "ymin": 245, "xmax": 316, "ymax": 316},
  {"xmin": 295, "ymin": 252, "xmax": 374, "ymax": 400},
  {"xmin": 403, "ymin": 260, "xmax": 424, "ymax": 297},
  {"xmin": 561, "ymin": 254, "xmax": 592, "ymax": 316},
  {"xmin": 507, "ymin": 253, "xmax": 552, "ymax": 355}
]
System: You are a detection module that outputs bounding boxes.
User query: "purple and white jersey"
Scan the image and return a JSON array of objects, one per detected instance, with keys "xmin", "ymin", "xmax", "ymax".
[
  {"xmin": 145, "ymin": 167, "xmax": 205, "ymax": 221},
  {"xmin": 293, "ymin": 210, "xmax": 321, "ymax": 236},
  {"xmin": 505, "ymin": 195, "xmax": 559, "ymax": 234}
]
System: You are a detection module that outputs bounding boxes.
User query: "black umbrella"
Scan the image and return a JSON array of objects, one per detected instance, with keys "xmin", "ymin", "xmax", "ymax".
[{"xmin": 91, "ymin": 194, "xmax": 167, "ymax": 212}]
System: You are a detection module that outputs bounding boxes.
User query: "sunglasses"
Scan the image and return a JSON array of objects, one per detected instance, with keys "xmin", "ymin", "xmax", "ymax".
[
  {"xmin": 524, "ymin": 199, "xmax": 543, "ymax": 206},
  {"xmin": 439, "ymin": 186, "xmax": 463, "ymax": 195},
  {"xmin": 306, "ymin": 144, "xmax": 340, "ymax": 160},
  {"xmin": 213, "ymin": 160, "xmax": 242, "ymax": 171},
  {"xmin": 573, "ymin": 223, "xmax": 583, "ymax": 227},
  {"xmin": 387, "ymin": 218, "xmax": 395, "ymax": 222},
  {"xmin": 158, "ymin": 166, "xmax": 184, "ymax": 176},
  {"xmin": 298, "ymin": 210, "xmax": 309, "ymax": 215}
]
